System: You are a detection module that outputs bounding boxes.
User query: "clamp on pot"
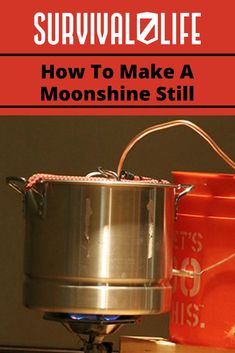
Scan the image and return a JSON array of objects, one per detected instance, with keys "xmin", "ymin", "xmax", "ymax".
[{"xmin": 86, "ymin": 166, "xmax": 119, "ymax": 180}]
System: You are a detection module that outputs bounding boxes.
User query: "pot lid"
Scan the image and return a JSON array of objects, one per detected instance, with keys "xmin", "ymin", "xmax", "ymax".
[{"xmin": 26, "ymin": 168, "xmax": 172, "ymax": 189}]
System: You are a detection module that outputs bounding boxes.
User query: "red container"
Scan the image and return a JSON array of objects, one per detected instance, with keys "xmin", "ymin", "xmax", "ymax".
[{"xmin": 170, "ymin": 171, "xmax": 235, "ymax": 349}]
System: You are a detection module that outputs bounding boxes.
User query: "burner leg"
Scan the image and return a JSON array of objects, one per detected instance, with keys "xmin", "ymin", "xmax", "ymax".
[{"xmin": 83, "ymin": 343, "xmax": 108, "ymax": 353}]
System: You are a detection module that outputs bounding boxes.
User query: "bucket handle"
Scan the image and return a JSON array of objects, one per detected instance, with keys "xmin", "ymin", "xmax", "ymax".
[{"xmin": 173, "ymin": 252, "xmax": 235, "ymax": 278}]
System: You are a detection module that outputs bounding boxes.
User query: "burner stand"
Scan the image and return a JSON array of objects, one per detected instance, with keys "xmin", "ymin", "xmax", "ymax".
[{"xmin": 44, "ymin": 313, "xmax": 139, "ymax": 353}]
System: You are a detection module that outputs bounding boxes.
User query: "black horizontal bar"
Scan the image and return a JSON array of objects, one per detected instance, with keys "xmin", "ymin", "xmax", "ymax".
[
  {"xmin": 0, "ymin": 105, "xmax": 234, "ymax": 109},
  {"xmin": 0, "ymin": 53, "xmax": 235, "ymax": 57}
]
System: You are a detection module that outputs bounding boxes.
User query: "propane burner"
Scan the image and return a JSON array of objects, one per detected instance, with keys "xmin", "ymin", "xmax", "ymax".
[{"xmin": 44, "ymin": 313, "xmax": 139, "ymax": 353}]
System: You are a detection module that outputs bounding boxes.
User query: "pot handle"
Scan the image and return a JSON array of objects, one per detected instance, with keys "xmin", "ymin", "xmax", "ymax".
[
  {"xmin": 174, "ymin": 184, "xmax": 193, "ymax": 220},
  {"xmin": 6, "ymin": 176, "xmax": 27, "ymax": 195},
  {"xmin": 6, "ymin": 176, "xmax": 46, "ymax": 218}
]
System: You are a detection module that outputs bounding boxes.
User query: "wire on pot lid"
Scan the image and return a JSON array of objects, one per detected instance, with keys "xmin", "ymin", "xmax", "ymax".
[
  {"xmin": 116, "ymin": 120, "xmax": 235, "ymax": 178},
  {"xmin": 86, "ymin": 166, "xmax": 119, "ymax": 179}
]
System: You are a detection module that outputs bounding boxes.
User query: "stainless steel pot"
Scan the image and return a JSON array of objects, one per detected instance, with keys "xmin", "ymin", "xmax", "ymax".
[{"xmin": 7, "ymin": 175, "xmax": 191, "ymax": 315}]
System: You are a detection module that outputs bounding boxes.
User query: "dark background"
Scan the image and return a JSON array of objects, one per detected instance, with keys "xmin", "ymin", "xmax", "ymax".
[{"xmin": 0, "ymin": 116, "xmax": 234, "ymax": 349}]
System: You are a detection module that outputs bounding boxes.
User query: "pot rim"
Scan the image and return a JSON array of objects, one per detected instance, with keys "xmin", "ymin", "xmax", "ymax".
[{"xmin": 30, "ymin": 177, "xmax": 180, "ymax": 189}]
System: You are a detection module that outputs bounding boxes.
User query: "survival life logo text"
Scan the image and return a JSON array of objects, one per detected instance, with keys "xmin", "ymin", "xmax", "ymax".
[{"xmin": 34, "ymin": 12, "xmax": 202, "ymax": 46}]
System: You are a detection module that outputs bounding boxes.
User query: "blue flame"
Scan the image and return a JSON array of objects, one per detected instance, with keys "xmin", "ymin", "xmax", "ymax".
[{"xmin": 68, "ymin": 314, "xmax": 120, "ymax": 321}]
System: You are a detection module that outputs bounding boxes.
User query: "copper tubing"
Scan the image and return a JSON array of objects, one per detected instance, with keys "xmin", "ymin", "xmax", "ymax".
[
  {"xmin": 117, "ymin": 120, "xmax": 235, "ymax": 177},
  {"xmin": 173, "ymin": 252, "xmax": 235, "ymax": 278}
]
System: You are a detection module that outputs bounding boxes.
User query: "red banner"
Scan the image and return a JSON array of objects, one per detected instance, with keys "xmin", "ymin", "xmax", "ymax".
[{"xmin": 0, "ymin": 0, "xmax": 234, "ymax": 115}]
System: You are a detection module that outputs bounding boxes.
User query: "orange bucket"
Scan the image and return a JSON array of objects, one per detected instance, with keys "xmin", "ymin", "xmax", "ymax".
[{"xmin": 170, "ymin": 171, "xmax": 235, "ymax": 349}]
